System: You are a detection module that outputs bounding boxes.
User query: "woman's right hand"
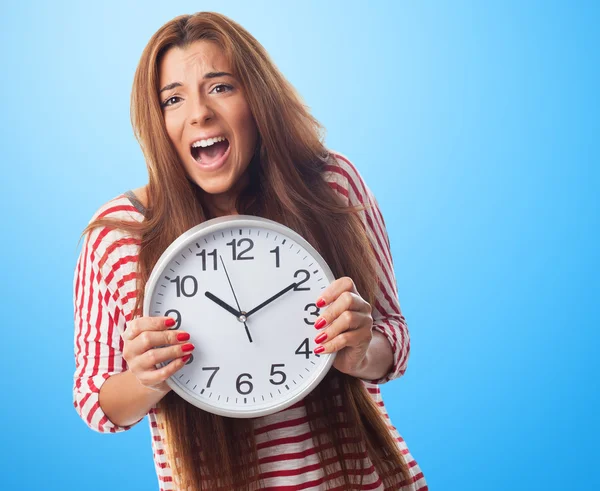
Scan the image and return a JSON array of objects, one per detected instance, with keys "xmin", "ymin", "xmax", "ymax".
[{"xmin": 122, "ymin": 316, "xmax": 195, "ymax": 393}]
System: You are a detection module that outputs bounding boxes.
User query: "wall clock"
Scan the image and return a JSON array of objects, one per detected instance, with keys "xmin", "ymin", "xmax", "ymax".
[{"xmin": 144, "ymin": 215, "xmax": 336, "ymax": 418}]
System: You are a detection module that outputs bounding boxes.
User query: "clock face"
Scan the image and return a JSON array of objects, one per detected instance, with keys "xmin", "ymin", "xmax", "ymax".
[{"xmin": 143, "ymin": 215, "xmax": 336, "ymax": 418}]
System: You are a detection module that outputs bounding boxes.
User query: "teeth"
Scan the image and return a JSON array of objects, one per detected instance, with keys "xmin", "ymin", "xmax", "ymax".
[{"xmin": 191, "ymin": 136, "xmax": 227, "ymax": 148}]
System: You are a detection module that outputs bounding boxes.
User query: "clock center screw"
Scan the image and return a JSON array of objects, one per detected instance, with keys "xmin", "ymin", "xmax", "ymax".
[{"xmin": 238, "ymin": 313, "xmax": 248, "ymax": 323}]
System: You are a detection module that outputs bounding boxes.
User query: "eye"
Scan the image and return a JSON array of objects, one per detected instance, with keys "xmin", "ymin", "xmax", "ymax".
[
  {"xmin": 210, "ymin": 84, "xmax": 233, "ymax": 94},
  {"xmin": 162, "ymin": 96, "xmax": 182, "ymax": 107}
]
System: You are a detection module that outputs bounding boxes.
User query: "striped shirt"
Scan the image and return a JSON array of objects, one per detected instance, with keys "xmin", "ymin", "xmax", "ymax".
[{"xmin": 72, "ymin": 153, "xmax": 427, "ymax": 490}]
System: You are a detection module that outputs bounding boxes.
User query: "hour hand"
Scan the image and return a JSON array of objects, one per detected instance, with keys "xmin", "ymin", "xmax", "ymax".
[{"xmin": 205, "ymin": 291, "xmax": 242, "ymax": 318}]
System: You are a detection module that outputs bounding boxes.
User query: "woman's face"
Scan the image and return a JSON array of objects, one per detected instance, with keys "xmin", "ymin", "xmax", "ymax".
[{"xmin": 159, "ymin": 40, "xmax": 258, "ymax": 207}]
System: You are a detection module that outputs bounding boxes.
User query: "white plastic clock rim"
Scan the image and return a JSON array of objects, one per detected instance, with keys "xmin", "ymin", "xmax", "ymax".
[{"xmin": 143, "ymin": 214, "xmax": 337, "ymax": 419}]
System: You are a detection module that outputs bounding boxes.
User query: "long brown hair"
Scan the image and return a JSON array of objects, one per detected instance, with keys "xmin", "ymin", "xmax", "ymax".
[{"xmin": 84, "ymin": 12, "xmax": 411, "ymax": 490}]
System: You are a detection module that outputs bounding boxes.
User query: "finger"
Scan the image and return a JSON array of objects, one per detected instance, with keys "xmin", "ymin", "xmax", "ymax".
[
  {"xmin": 313, "ymin": 291, "xmax": 371, "ymax": 331},
  {"xmin": 315, "ymin": 327, "xmax": 372, "ymax": 355},
  {"xmin": 315, "ymin": 276, "xmax": 358, "ymax": 309},
  {"xmin": 123, "ymin": 316, "xmax": 177, "ymax": 342},
  {"xmin": 135, "ymin": 342, "xmax": 196, "ymax": 372},
  {"xmin": 313, "ymin": 311, "xmax": 371, "ymax": 348},
  {"xmin": 126, "ymin": 329, "xmax": 192, "ymax": 358},
  {"xmin": 138, "ymin": 356, "xmax": 190, "ymax": 387}
]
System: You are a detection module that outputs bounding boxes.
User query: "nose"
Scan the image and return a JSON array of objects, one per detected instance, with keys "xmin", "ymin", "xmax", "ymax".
[{"xmin": 188, "ymin": 95, "xmax": 215, "ymax": 126}]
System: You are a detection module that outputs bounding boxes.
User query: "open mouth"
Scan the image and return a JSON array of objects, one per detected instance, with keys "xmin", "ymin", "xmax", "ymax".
[{"xmin": 191, "ymin": 136, "xmax": 230, "ymax": 166}]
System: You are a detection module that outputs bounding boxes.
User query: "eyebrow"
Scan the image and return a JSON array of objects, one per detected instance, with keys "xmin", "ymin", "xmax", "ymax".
[{"xmin": 159, "ymin": 72, "xmax": 234, "ymax": 94}]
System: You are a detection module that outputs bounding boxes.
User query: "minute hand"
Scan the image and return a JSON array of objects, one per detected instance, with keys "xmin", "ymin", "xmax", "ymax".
[{"xmin": 246, "ymin": 282, "xmax": 297, "ymax": 318}]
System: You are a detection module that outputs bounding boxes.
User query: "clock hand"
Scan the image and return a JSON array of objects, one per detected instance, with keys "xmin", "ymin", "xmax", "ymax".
[
  {"xmin": 245, "ymin": 282, "xmax": 297, "ymax": 318},
  {"xmin": 204, "ymin": 291, "xmax": 242, "ymax": 318},
  {"xmin": 219, "ymin": 255, "xmax": 253, "ymax": 343}
]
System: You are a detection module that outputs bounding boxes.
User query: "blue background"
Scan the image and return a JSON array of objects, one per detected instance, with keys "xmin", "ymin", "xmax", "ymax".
[{"xmin": 1, "ymin": 1, "xmax": 598, "ymax": 489}]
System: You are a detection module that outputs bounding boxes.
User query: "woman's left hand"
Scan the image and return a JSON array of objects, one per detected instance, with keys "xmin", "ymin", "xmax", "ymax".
[{"xmin": 312, "ymin": 277, "xmax": 373, "ymax": 376}]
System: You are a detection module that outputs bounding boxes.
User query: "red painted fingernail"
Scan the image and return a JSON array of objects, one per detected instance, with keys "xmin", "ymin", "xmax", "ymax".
[
  {"xmin": 182, "ymin": 355, "xmax": 191, "ymax": 363},
  {"xmin": 314, "ymin": 346, "xmax": 325, "ymax": 354},
  {"xmin": 315, "ymin": 332, "xmax": 327, "ymax": 344},
  {"xmin": 316, "ymin": 298, "xmax": 326, "ymax": 308},
  {"xmin": 182, "ymin": 343, "xmax": 195, "ymax": 352},
  {"xmin": 176, "ymin": 332, "xmax": 190, "ymax": 342},
  {"xmin": 314, "ymin": 318, "xmax": 327, "ymax": 330},
  {"xmin": 165, "ymin": 318, "xmax": 176, "ymax": 327}
]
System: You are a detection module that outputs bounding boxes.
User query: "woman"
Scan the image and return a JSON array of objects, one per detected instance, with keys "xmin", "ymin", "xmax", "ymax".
[{"xmin": 73, "ymin": 11, "xmax": 426, "ymax": 491}]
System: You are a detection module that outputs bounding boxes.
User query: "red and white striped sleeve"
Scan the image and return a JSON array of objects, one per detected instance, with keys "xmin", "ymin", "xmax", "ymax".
[
  {"xmin": 72, "ymin": 197, "xmax": 143, "ymax": 433},
  {"xmin": 324, "ymin": 152, "xmax": 411, "ymax": 384}
]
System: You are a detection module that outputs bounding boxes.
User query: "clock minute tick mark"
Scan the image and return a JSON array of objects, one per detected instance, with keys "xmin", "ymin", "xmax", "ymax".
[
  {"xmin": 164, "ymin": 276, "xmax": 171, "ymax": 280},
  {"xmin": 196, "ymin": 242, "xmax": 200, "ymax": 248},
  {"xmin": 181, "ymin": 254, "xmax": 186, "ymax": 259},
  {"xmin": 282, "ymin": 239, "xmax": 286, "ymax": 245},
  {"xmin": 239, "ymin": 229, "xmax": 242, "ymax": 235},
  {"xmin": 175, "ymin": 260, "xmax": 180, "ymax": 266},
  {"xmin": 299, "ymin": 374, "xmax": 304, "ymax": 379},
  {"xmin": 201, "ymin": 389, "xmax": 205, "ymax": 395},
  {"xmin": 278, "ymin": 389, "xmax": 281, "ymax": 394},
  {"xmin": 305, "ymin": 368, "xmax": 310, "ymax": 372},
  {"xmin": 310, "ymin": 361, "xmax": 316, "ymax": 365},
  {"xmin": 285, "ymin": 385, "xmax": 289, "ymax": 390},
  {"xmin": 308, "ymin": 263, "xmax": 314, "ymax": 267},
  {"xmin": 158, "ymin": 293, "xmax": 163, "ymax": 296},
  {"xmin": 179, "ymin": 374, "xmax": 184, "ymax": 379},
  {"xmin": 186, "ymin": 379, "xmax": 190, "ymax": 385},
  {"xmin": 193, "ymin": 385, "xmax": 197, "ymax": 390},
  {"xmin": 244, "ymin": 398, "xmax": 247, "ymax": 404},
  {"xmin": 313, "ymin": 270, "xmax": 319, "ymax": 274},
  {"xmin": 188, "ymin": 247, "xmax": 192, "ymax": 254},
  {"xmin": 160, "ymin": 284, "xmax": 166, "ymax": 288},
  {"xmin": 209, "ymin": 392, "xmax": 212, "ymax": 398}
]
